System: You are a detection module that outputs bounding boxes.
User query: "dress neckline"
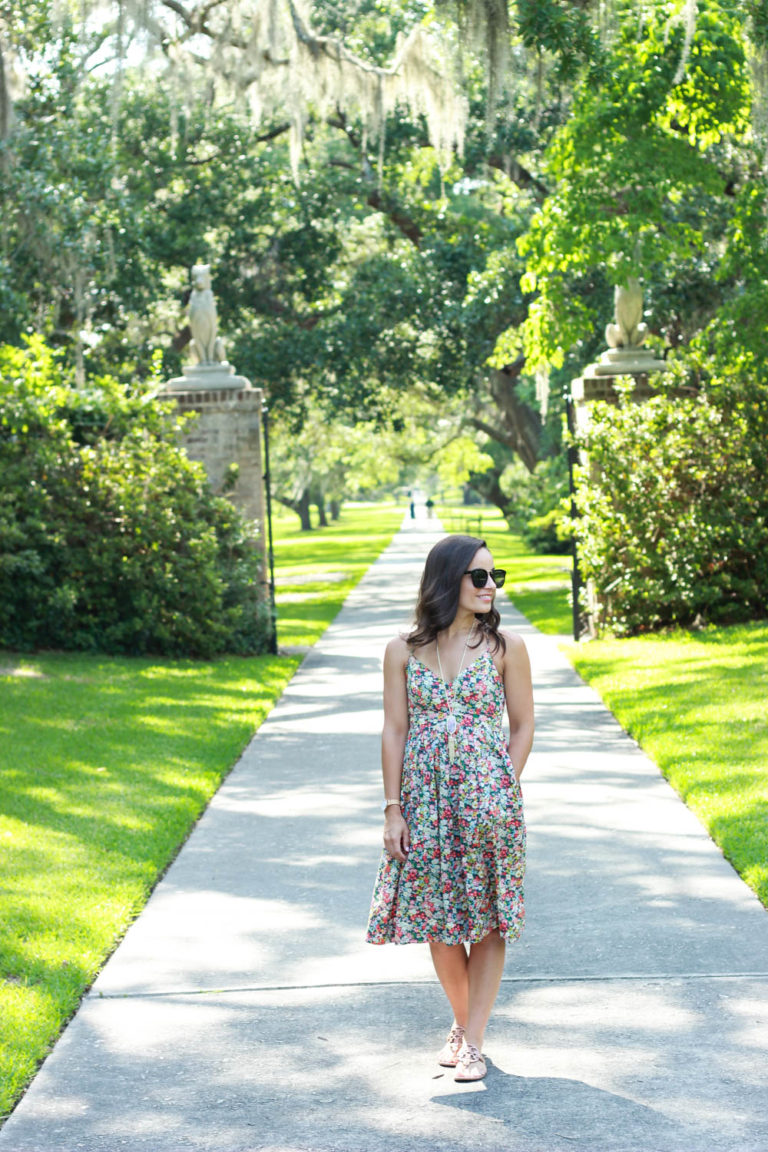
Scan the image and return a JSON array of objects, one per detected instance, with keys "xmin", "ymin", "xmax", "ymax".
[{"xmin": 408, "ymin": 647, "xmax": 496, "ymax": 687}]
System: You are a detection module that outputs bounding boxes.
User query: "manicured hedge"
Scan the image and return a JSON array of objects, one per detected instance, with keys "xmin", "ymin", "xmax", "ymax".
[
  {"xmin": 0, "ymin": 339, "xmax": 269, "ymax": 656},
  {"xmin": 574, "ymin": 388, "xmax": 768, "ymax": 634}
]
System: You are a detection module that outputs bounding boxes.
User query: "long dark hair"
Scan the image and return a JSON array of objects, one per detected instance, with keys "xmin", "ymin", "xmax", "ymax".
[{"xmin": 406, "ymin": 534, "xmax": 506, "ymax": 653}]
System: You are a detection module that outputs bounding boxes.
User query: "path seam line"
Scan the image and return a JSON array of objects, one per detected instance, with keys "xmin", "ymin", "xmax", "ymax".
[{"xmin": 90, "ymin": 970, "xmax": 768, "ymax": 999}]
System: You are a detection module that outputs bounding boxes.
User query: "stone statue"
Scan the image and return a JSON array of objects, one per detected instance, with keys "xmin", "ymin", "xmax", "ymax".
[
  {"xmin": 605, "ymin": 278, "xmax": 648, "ymax": 349},
  {"xmin": 578, "ymin": 276, "xmax": 667, "ymax": 379},
  {"xmin": 165, "ymin": 262, "xmax": 250, "ymax": 392},
  {"xmin": 188, "ymin": 263, "xmax": 226, "ymax": 364}
]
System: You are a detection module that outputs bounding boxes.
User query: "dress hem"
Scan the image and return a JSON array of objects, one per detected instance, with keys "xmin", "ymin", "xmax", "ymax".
[{"xmin": 365, "ymin": 919, "xmax": 525, "ymax": 947}]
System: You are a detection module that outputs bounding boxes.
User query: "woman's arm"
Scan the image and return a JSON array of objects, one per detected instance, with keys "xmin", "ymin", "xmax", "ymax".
[
  {"xmin": 500, "ymin": 630, "xmax": 535, "ymax": 782},
  {"xmin": 381, "ymin": 636, "xmax": 411, "ymax": 861}
]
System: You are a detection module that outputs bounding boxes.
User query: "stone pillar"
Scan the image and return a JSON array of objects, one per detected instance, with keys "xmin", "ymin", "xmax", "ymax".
[
  {"xmin": 169, "ymin": 384, "xmax": 266, "ymax": 517},
  {"xmin": 569, "ymin": 279, "xmax": 669, "ymax": 636},
  {"xmin": 162, "ymin": 265, "xmax": 268, "ymax": 579}
]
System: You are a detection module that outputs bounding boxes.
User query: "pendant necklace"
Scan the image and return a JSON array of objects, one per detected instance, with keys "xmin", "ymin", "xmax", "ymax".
[{"xmin": 435, "ymin": 622, "xmax": 475, "ymax": 764}]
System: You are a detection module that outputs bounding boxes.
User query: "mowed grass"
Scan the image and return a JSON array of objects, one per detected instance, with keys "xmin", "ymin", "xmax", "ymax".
[
  {"xmin": 273, "ymin": 501, "xmax": 405, "ymax": 647},
  {"xmin": 0, "ymin": 652, "xmax": 301, "ymax": 1119},
  {"xmin": 442, "ymin": 502, "xmax": 768, "ymax": 908},
  {"xmin": 0, "ymin": 501, "xmax": 403, "ymax": 1120},
  {"xmin": 568, "ymin": 624, "xmax": 768, "ymax": 907}
]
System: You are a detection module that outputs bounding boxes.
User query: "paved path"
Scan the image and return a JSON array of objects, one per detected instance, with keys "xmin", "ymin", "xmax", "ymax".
[{"xmin": 2, "ymin": 520, "xmax": 768, "ymax": 1152}]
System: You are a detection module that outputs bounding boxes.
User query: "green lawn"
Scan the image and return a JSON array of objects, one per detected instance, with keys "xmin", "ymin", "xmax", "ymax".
[
  {"xmin": 0, "ymin": 651, "xmax": 300, "ymax": 1118},
  {"xmin": 272, "ymin": 501, "xmax": 404, "ymax": 647},
  {"xmin": 442, "ymin": 501, "xmax": 768, "ymax": 909},
  {"xmin": 0, "ymin": 500, "xmax": 402, "ymax": 1120},
  {"xmin": 567, "ymin": 624, "xmax": 768, "ymax": 908}
]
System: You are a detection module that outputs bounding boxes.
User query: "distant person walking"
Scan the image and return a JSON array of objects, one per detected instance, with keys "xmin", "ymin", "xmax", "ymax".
[{"xmin": 367, "ymin": 535, "xmax": 534, "ymax": 1081}]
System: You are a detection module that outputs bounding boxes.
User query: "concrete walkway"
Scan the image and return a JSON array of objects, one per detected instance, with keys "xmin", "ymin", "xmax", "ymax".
[{"xmin": 2, "ymin": 520, "xmax": 768, "ymax": 1152}]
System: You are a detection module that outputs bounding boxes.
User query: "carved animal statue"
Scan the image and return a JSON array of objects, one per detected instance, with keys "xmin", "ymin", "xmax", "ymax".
[
  {"xmin": 605, "ymin": 278, "xmax": 648, "ymax": 349},
  {"xmin": 188, "ymin": 264, "xmax": 226, "ymax": 364}
]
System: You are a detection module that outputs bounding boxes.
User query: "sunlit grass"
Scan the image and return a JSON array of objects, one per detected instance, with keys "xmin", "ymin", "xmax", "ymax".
[
  {"xmin": 272, "ymin": 501, "xmax": 405, "ymax": 647},
  {"xmin": 0, "ymin": 651, "xmax": 300, "ymax": 1117},
  {"xmin": 568, "ymin": 624, "xmax": 768, "ymax": 908},
  {"xmin": 0, "ymin": 499, "xmax": 403, "ymax": 1120}
]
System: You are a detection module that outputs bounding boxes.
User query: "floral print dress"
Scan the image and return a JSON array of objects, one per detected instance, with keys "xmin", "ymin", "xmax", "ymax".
[{"xmin": 366, "ymin": 647, "xmax": 526, "ymax": 945}]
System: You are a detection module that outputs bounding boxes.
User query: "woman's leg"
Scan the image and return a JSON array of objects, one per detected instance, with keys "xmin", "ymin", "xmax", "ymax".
[
  {"xmin": 465, "ymin": 928, "xmax": 506, "ymax": 1051},
  {"xmin": 429, "ymin": 940, "xmax": 469, "ymax": 1028}
]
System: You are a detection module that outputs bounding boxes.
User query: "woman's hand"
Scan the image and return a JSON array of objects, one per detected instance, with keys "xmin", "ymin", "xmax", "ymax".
[{"xmin": 383, "ymin": 809, "xmax": 410, "ymax": 862}]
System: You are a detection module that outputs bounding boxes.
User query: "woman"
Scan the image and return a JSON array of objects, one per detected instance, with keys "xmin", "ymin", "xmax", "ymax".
[{"xmin": 366, "ymin": 534, "xmax": 534, "ymax": 1082}]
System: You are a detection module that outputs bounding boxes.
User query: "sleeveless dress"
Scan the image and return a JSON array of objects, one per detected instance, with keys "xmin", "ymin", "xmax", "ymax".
[{"xmin": 366, "ymin": 648, "xmax": 526, "ymax": 945}]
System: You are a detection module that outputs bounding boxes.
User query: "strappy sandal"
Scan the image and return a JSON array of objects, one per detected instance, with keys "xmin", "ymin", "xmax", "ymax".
[
  {"xmin": 454, "ymin": 1041, "xmax": 487, "ymax": 1082},
  {"xmin": 437, "ymin": 1024, "xmax": 465, "ymax": 1067}
]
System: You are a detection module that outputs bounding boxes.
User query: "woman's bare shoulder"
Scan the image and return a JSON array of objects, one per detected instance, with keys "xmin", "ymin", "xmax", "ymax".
[
  {"xmin": 500, "ymin": 628, "xmax": 530, "ymax": 665},
  {"xmin": 384, "ymin": 634, "xmax": 411, "ymax": 668},
  {"xmin": 500, "ymin": 627, "xmax": 527, "ymax": 649}
]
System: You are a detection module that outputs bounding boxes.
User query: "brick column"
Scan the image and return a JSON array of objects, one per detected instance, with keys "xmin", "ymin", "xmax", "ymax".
[{"xmin": 167, "ymin": 384, "xmax": 268, "ymax": 580}]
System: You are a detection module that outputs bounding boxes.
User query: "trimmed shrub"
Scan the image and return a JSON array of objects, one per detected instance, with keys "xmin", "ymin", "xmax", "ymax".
[
  {"xmin": 0, "ymin": 339, "xmax": 269, "ymax": 657},
  {"xmin": 574, "ymin": 390, "xmax": 768, "ymax": 634},
  {"xmin": 502, "ymin": 457, "xmax": 571, "ymax": 555},
  {"xmin": 524, "ymin": 507, "xmax": 572, "ymax": 555}
]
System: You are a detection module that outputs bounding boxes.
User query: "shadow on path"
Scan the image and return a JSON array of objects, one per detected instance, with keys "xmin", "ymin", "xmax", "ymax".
[{"xmin": 1, "ymin": 522, "xmax": 767, "ymax": 1152}]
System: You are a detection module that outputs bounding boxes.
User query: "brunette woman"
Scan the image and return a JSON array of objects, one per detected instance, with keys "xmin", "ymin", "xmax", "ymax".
[{"xmin": 366, "ymin": 534, "xmax": 534, "ymax": 1081}]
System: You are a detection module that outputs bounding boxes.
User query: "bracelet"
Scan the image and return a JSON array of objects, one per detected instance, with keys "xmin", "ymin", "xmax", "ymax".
[{"xmin": 383, "ymin": 798, "xmax": 401, "ymax": 811}]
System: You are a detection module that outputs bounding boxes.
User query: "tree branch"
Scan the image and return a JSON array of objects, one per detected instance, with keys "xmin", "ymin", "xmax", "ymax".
[
  {"xmin": 487, "ymin": 153, "xmax": 549, "ymax": 201},
  {"xmin": 467, "ymin": 362, "xmax": 541, "ymax": 473},
  {"xmin": 366, "ymin": 189, "xmax": 423, "ymax": 246}
]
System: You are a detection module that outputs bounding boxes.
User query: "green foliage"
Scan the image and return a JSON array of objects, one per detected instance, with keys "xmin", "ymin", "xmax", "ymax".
[
  {"xmin": 514, "ymin": 0, "xmax": 602, "ymax": 81},
  {"xmin": 3, "ymin": 0, "xmax": 767, "ymax": 539},
  {"xmin": 0, "ymin": 339, "xmax": 269, "ymax": 657},
  {"xmin": 519, "ymin": 0, "xmax": 752, "ymax": 369},
  {"xmin": 523, "ymin": 507, "xmax": 569, "ymax": 554},
  {"xmin": 502, "ymin": 455, "xmax": 570, "ymax": 553},
  {"xmin": 574, "ymin": 386, "xmax": 768, "ymax": 634}
]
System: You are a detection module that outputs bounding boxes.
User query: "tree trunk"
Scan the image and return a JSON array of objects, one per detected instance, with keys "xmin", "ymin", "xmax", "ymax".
[
  {"xmin": 314, "ymin": 489, "xmax": 328, "ymax": 527},
  {"xmin": 468, "ymin": 359, "xmax": 541, "ymax": 474},
  {"xmin": 277, "ymin": 487, "xmax": 313, "ymax": 530},
  {"xmin": 467, "ymin": 467, "xmax": 514, "ymax": 523},
  {"xmin": 329, "ymin": 499, "xmax": 341, "ymax": 520}
]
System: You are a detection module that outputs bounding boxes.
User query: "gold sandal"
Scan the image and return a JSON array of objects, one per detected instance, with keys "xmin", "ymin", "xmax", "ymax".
[
  {"xmin": 437, "ymin": 1024, "xmax": 465, "ymax": 1067},
  {"xmin": 454, "ymin": 1042, "xmax": 487, "ymax": 1082}
]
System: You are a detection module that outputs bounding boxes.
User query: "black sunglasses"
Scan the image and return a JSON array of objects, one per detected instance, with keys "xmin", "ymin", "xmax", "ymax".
[{"xmin": 465, "ymin": 567, "xmax": 506, "ymax": 588}]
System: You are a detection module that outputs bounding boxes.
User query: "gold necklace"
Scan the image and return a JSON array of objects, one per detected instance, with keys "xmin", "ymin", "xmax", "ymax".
[{"xmin": 435, "ymin": 622, "xmax": 475, "ymax": 764}]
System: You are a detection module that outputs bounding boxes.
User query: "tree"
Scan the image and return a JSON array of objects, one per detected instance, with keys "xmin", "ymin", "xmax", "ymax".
[
  {"xmin": 5, "ymin": 0, "xmax": 766, "ymax": 552},
  {"xmin": 517, "ymin": 0, "xmax": 752, "ymax": 373},
  {"xmin": 1, "ymin": 1, "xmax": 465, "ymax": 172}
]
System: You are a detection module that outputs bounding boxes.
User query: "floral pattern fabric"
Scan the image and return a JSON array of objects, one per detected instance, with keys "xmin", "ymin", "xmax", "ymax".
[{"xmin": 366, "ymin": 648, "xmax": 526, "ymax": 945}]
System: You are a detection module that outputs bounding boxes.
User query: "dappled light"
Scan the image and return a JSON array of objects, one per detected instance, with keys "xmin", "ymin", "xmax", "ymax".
[
  {"xmin": 2, "ymin": 523, "xmax": 766, "ymax": 1151},
  {"xmin": 2, "ymin": 0, "xmax": 768, "ymax": 1145}
]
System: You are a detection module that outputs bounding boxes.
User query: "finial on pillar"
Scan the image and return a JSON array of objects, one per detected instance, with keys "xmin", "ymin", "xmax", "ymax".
[
  {"xmin": 166, "ymin": 263, "xmax": 250, "ymax": 392},
  {"xmin": 586, "ymin": 279, "xmax": 667, "ymax": 377},
  {"xmin": 189, "ymin": 263, "xmax": 226, "ymax": 365}
]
